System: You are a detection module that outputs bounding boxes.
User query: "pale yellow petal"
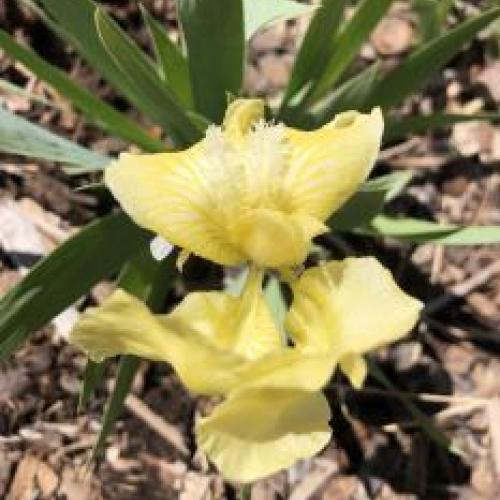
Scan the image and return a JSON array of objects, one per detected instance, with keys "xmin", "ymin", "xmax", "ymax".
[
  {"xmin": 223, "ymin": 98, "xmax": 265, "ymax": 142},
  {"xmin": 283, "ymin": 108, "xmax": 384, "ymax": 220},
  {"xmin": 196, "ymin": 388, "xmax": 331, "ymax": 483},
  {"xmin": 162, "ymin": 267, "xmax": 282, "ymax": 360},
  {"xmin": 286, "ymin": 257, "xmax": 423, "ymax": 357},
  {"xmin": 71, "ymin": 290, "xmax": 244, "ymax": 395},
  {"xmin": 70, "ymin": 289, "xmax": 172, "ymax": 363},
  {"xmin": 238, "ymin": 349, "xmax": 336, "ymax": 393},
  {"xmin": 104, "ymin": 146, "xmax": 245, "ymax": 266},
  {"xmin": 339, "ymin": 354, "xmax": 368, "ymax": 389},
  {"xmin": 230, "ymin": 208, "xmax": 327, "ymax": 268}
]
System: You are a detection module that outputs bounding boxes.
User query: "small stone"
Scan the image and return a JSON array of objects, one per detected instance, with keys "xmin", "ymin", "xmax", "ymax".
[
  {"xmin": 258, "ymin": 54, "xmax": 291, "ymax": 89},
  {"xmin": 371, "ymin": 17, "xmax": 413, "ymax": 56},
  {"xmin": 452, "ymin": 121, "xmax": 495, "ymax": 157},
  {"xmin": 467, "ymin": 292, "xmax": 498, "ymax": 320},
  {"xmin": 442, "ymin": 176, "xmax": 469, "ymax": 197},
  {"xmin": 476, "ymin": 61, "xmax": 500, "ymax": 102},
  {"xmin": 251, "ymin": 26, "xmax": 283, "ymax": 53},
  {"xmin": 36, "ymin": 462, "xmax": 59, "ymax": 499}
]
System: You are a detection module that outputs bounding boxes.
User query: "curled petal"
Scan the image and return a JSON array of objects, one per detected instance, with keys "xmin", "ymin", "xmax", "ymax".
[
  {"xmin": 70, "ymin": 289, "xmax": 171, "ymax": 363},
  {"xmin": 196, "ymin": 388, "xmax": 331, "ymax": 483},
  {"xmin": 283, "ymin": 108, "xmax": 384, "ymax": 220},
  {"xmin": 286, "ymin": 257, "xmax": 423, "ymax": 362},
  {"xmin": 223, "ymin": 98, "xmax": 265, "ymax": 142}
]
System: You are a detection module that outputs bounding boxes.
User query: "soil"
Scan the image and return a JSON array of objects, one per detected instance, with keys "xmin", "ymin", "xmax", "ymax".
[{"xmin": 1, "ymin": 1, "xmax": 500, "ymax": 498}]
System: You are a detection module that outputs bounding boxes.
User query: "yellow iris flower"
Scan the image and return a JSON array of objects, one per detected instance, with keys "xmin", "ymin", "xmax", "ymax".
[
  {"xmin": 72, "ymin": 269, "xmax": 335, "ymax": 483},
  {"xmin": 71, "ymin": 259, "xmax": 421, "ymax": 483},
  {"xmin": 72, "ymin": 99, "xmax": 422, "ymax": 482},
  {"xmin": 105, "ymin": 99, "xmax": 383, "ymax": 268}
]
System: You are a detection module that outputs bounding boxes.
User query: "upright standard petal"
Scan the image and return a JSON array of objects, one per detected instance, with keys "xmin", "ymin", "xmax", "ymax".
[
  {"xmin": 223, "ymin": 98, "xmax": 265, "ymax": 142},
  {"xmin": 286, "ymin": 258, "xmax": 422, "ymax": 386},
  {"xmin": 196, "ymin": 388, "xmax": 331, "ymax": 483},
  {"xmin": 283, "ymin": 108, "xmax": 384, "ymax": 221}
]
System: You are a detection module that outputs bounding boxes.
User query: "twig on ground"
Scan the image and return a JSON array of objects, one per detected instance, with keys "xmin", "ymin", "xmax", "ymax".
[
  {"xmin": 125, "ymin": 393, "xmax": 190, "ymax": 457},
  {"xmin": 423, "ymin": 260, "xmax": 500, "ymax": 316}
]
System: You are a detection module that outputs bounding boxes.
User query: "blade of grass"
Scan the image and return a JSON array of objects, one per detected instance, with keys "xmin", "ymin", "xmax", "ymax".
[
  {"xmin": 363, "ymin": 215, "xmax": 500, "ymax": 245},
  {"xmin": 329, "ymin": 171, "xmax": 413, "ymax": 231},
  {"xmin": 412, "ymin": 0, "xmax": 443, "ymax": 41},
  {"xmin": 79, "ymin": 360, "xmax": 108, "ymax": 411},
  {"xmin": 307, "ymin": 0, "xmax": 393, "ymax": 104},
  {"xmin": 178, "ymin": 0, "xmax": 244, "ymax": 123},
  {"xmin": 0, "ymin": 106, "xmax": 109, "ymax": 173},
  {"xmin": 298, "ymin": 62, "xmax": 380, "ymax": 128},
  {"xmin": 282, "ymin": 0, "xmax": 345, "ymax": 110},
  {"xmin": 412, "ymin": 0, "xmax": 455, "ymax": 41},
  {"xmin": 365, "ymin": 7, "xmax": 500, "ymax": 109},
  {"xmin": 93, "ymin": 355, "xmax": 139, "ymax": 458},
  {"xmin": 368, "ymin": 359, "xmax": 461, "ymax": 455},
  {"xmin": 0, "ymin": 28, "xmax": 164, "ymax": 153},
  {"xmin": 95, "ymin": 9, "xmax": 202, "ymax": 145},
  {"xmin": 34, "ymin": 0, "xmax": 198, "ymax": 146},
  {"xmin": 0, "ymin": 212, "xmax": 150, "ymax": 359},
  {"xmin": 384, "ymin": 112, "xmax": 500, "ymax": 142},
  {"xmin": 139, "ymin": 5, "xmax": 193, "ymax": 109}
]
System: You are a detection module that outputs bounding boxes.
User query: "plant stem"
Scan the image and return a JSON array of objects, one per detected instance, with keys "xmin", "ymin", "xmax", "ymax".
[{"xmin": 240, "ymin": 484, "xmax": 252, "ymax": 500}]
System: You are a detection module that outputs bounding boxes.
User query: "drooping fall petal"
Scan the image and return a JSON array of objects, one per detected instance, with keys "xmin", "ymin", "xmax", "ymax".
[
  {"xmin": 162, "ymin": 267, "xmax": 282, "ymax": 360},
  {"xmin": 286, "ymin": 257, "xmax": 422, "ymax": 386},
  {"xmin": 71, "ymin": 289, "xmax": 244, "ymax": 395},
  {"xmin": 70, "ymin": 268, "xmax": 292, "ymax": 394},
  {"xmin": 196, "ymin": 388, "xmax": 331, "ymax": 483},
  {"xmin": 105, "ymin": 143, "xmax": 245, "ymax": 266}
]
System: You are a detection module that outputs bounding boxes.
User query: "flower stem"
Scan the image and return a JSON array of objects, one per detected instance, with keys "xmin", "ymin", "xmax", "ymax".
[{"xmin": 240, "ymin": 484, "xmax": 252, "ymax": 500}]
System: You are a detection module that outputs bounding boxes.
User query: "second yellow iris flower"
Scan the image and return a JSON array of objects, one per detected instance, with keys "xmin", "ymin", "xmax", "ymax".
[{"xmin": 71, "ymin": 258, "xmax": 421, "ymax": 483}]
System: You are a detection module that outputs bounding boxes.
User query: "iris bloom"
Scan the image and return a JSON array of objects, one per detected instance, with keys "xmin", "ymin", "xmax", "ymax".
[
  {"xmin": 105, "ymin": 99, "xmax": 383, "ymax": 268},
  {"xmin": 71, "ymin": 259, "xmax": 421, "ymax": 483}
]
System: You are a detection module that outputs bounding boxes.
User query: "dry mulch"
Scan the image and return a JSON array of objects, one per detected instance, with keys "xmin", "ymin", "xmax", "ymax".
[{"xmin": 2, "ymin": 1, "xmax": 500, "ymax": 498}]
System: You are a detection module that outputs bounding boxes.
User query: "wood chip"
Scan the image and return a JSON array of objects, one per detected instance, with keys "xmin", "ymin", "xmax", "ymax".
[
  {"xmin": 371, "ymin": 16, "xmax": 413, "ymax": 56},
  {"xmin": 8, "ymin": 455, "xmax": 40, "ymax": 500},
  {"xmin": 180, "ymin": 472, "xmax": 211, "ymax": 500},
  {"xmin": 487, "ymin": 398, "xmax": 500, "ymax": 480},
  {"xmin": 289, "ymin": 460, "xmax": 338, "ymax": 500},
  {"xmin": 0, "ymin": 197, "xmax": 45, "ymax": 269},
  {"xmin": 36, "ymin": 461, "xmax": 59, "ymax": 499}
]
